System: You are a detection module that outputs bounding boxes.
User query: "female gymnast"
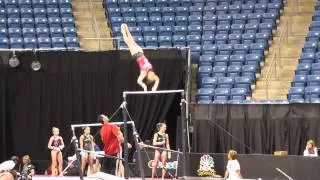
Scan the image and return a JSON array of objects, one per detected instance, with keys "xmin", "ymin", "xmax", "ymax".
[
  {"xmin": 47, "ymin": 127, "xmax": 65, "ymax": 176},
  {"xmin": 151, "ymin": 123, "xmax": 171, "ymax": 180},
  {"xmin": 79, "ymin": 126, "xmax": 95, "ymax": 175},
  {"xmin": 121, "ymin": 23, "xmax": 160, "ymax": 91}
]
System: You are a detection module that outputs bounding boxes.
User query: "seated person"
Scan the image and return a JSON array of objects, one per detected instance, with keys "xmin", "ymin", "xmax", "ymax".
[{"xmin": 303, "ymin": 139, "xmax": 318, "ymax": 157}]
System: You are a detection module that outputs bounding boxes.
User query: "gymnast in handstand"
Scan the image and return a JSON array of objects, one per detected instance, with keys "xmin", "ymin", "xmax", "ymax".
[{"xmin": 121, "ymin": 23, "xmax": 160, "ymax": 91}]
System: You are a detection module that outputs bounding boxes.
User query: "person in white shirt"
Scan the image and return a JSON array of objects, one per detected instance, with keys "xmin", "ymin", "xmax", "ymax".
[
  {"xmin": 303, "ymin": 139, "xmax": 318, "ymax": 157},
  {"xmin": 225, "ymin": 150, "xmax": 242, "ymax": 180}
]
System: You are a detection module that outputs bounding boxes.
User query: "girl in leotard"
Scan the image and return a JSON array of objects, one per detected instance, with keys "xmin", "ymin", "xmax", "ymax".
[
  {"xmin": 47, "ymin": 127, "xmax": 65, "ymax": 176},
  {"xmin": 151, "ymin": 123, "xmax": 171, "ymax": 180},
  {"xmin": 79, "ymin": 126, "xmax": 94, "ymax": 176},
  {"xmin": 121, "ymin": 23, "xmax": 160, "ymax": 91}
]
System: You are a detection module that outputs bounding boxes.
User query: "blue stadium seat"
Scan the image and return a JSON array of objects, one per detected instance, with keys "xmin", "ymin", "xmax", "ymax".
[
  {"xmin": 19, "ymin": 0, "xmax": 32, "ymax": 8},
  {"xmin": 259, "ymin": 22, "xmax": 274, "ymax": 34},
  {"xmin": 230, "ymin": 88, "xmax": 247, "ymax": 101},
  {"xmin": 299, "ymin": 53, "xmax": 315, "ymax": 64},
  {"xmin": 192, "ymin": 0, "xmax": 205, "ymax": 6},
  {"xmin": 32, "ymin": 0, "xmax": 45, "ymax": 8},
  {"xmin": 107, "ymin": 7, "xmax": 121, "ymax": 17},
  {"xmin": 173, "ymin": 26, "xmax": 187, "ymax": 36},
  {"xmin": 158, "ymin": 26, "xmax": 172, "ymax": 36},
  {"xmin": 227, "ymin": 65, "xmax": 242, "ymax": 77},
  {"xmin": 212, "ymin": 66, "xmax": 227, "ymax": 77},
  {"xmin": 133, "ymin": 36, "xmax": 144, "ymax": 46},
  {"xmin": 172, "ymin": 35, "xmax": 186, "ymax": 47},
  {"xmin": 36, "ymin": 27, "xmax": 50, "ymax": 37},
  {"xmin": 110, "ymin": 17, "xmax": 123, "ymax": 28},
  {"xmin": 197, "ymin": 88, "xmax": 214, "ymax": 101},
  {"xmin": 189, "ymin": 6, "xmax": 203, "ymax": 16},
  {"xmin": 203, "ymin": 25, "xmax": 216, "ymax": 35},
  {"xmin": 46, "ymin": 0, "xmax": 59, "ymax": 8},
  {"xmin": 214, "ymin": 55, "xmax": 229, "ymax": 66},
  {"xmin": 256, "ymin": 32, "xmax": 270, "ymax": 46},
  {"xmin": 144, "ymin": 36, "xmax": 158, "ymax": 47},
  {"xmin": 198, "ymin": 65, "xmax": 212, "ymax": 78},
  {"xmin": 144, "ymin": 0, "xmax": 155, "ymax": 7},
  {"xmin": 242, "ymin": 64, "xmax": 258, "ymax": 79},
  {"xmin": 246, "ymin": 54, "xmax": 262, "ymax": 66},
  {"xmin": 123, "ymin": 16, "xmax": 136, "ymax": 27},
  {"xmin": 200, "ymin": 77, "xmax": 217, "ymax": 88},
  {"xmin": 292, "ymin": 75, "xmax": 307, "ymax": 87},
  {"xmin": 216, "ymin": 24, "xmax": 230, "ymax": 34},
  {"xmin": 20, "ymin": 8, "xmax": 33, "ymax": 18},
  {"xmin": 0, "ymin": 29, "xmax": 8, "ymax": 38},
  {"xmin": 142, "ymin": 26, "xmax": 157, "ymax": 36},
  {"xmin": 156, "ymin": 0, "xmax": 168, "ymax": 7},
  {"xmin": 295, "ymin": 63, "xmax": 311, "ymax": 75},
  {"xmin": 118, "ymin": 0, "xmax": 130, "ymax": 7},
  {"xmin": 307, "ymin": 75, "xmax": 320, "ymax": 86},
  {"xmin": 38, "ymin": 36, "xmax": 51, "ymax": 48},
  {"xmin": 288, "ymin": 87, "xmax": 305, "ymax": 103},
  {"xmin": 313, "ymin": 11, "xmax": 320, "ymax": 21},
  {"xmin": 254, "ymin": 3, "xmax": 267, "ymax": 13},
  {"xmin": 121, "ymin": 7, "xmax": 134, "ymax": 17},
  {"xmin": 230, "ymin": 24, "xmax": 244, "ymax": 34},
  {"xmin": 233, "ymin": 44, "xmax": 249, "ymax": 55},
  {"xmin": 52, "ymin": 37, "xmax": 65, "ymax": 48},
  {"xmin": 162, "ymin": 7, "xmax": 175, "ymax": 16},
  {"xmin": 158, "ymin": 35, "xmax": 172, "ymax": 47},
  {"xmin": 50, "ymin": 27, "xmax": 63, "ymax": 37},
  {"xmin": 8, "ymin": 28, "xmax": 22, "ymax": 38},
  {"xmin": 217, "ymin": 14, "xmax": 232, "ymax": 25},
  {"xmin": 162, "ymin": 16, "xmax": 175, "ymax": 26},
  {"xmin": 65, "ymin": 37, "xmax": 79, "ymax": 48},
  {"xmin": 245, "ymin": 23, "xmax": 259, "ymax": 33},
  {"xmin": 229, "ymin": 4, "xmax": 241, "ymax": 14},
  {"xmin": 175, "ymin": 16, "xmax": 188, "ymax": 26},
  {"xmin": 59, "ymin": 8, "xmax": 72, "ymax": 18},
  {"xmin": 203, "ymin": 6, "xmax": 215, "ymax": 15},
  {"xmin": 149, "ymin": 16, "xmax": 162, "ymax": 26},
  {"xmin": 176, "ymin": 7, "xmax": 189, "ymax": 16},
  {"xmin": 23, "ymin": 37, "xmax": 37, "ymax": 48},
  {"xmin": 248, "ymin": 13, "xmax": 262, "ymax": 24},
  {"xmin": 47, "ymin": 8, "xmax": 60, "ymax": 17},
  {"xmin": 10, "ymin": 37, "xmax": 23, "ymax": 48},
  {"xmin": 180, "ymin": 0, "xmax": 192, "ymax": 6},
  {"xmin": 188, "ymin": 15, "xmax": 202, "ymax": 25},
  {"xmin": 190, "ymin": 44, "xmax": 202, "ymax": 61},
  {"xmin": 228, "ymin": 33, "xmax": 241, "ymax": 44},
  {"xmin": 7, "ymin": 8, "xmax": 20, "ymax": 18},
  {"xmin": 48, "ymin": 17, "xmax": 62, "ymax": 27},
  {"xmin": 262, "ymin": 12, "xmax": 278, "ymax": 24},
  {"xmin": 63, "ymin": 27, "xmax": 77, "ymax": 37},
  {"xmin": 197, "ymin": 99, "xmax": 212, "ymax": 104},
  {"xmin": 249, "ymin": 43, "xmax": 266, "ymax": 56},
  {"xmin": 0, "ymin": 38, "xmax": 9, "ymax": 48},
  {"xmin": 59, "ymin": 0, "xmax": 72, "ymax": 8},
  {"xmin": 215, "ymin": 34, "xmax": 228, "ymax": 44},
  {"xmin": 306, "ymin": 31, "xmax": 320, "ymax": 42},
  {"xmin": 230, "ymin": 54, "xmax": 245, "ymax": 65},
  {"xmin": 202, "ymin": 34, "xmax": 214, "ymax": 44},
  {"xmin": 199, "ymin": 55, "xmax": 214, "ymax": 66},
  {"xmin": 34, "ymin": 8, "xmax": 46, "ymax": 17},
  {"xmin": 128, "ymin": 26, "xmax": 142, "ymax": 36},
  {"xmin": 202, "ymin": 44, "xmax": 217, "ymax": 55},
  {"xmin": 8, "ymin": 18, "xmax": 21, "ymax": 28},
  {"xmin": 305, "ymin": 86, "xmax": 320, "ymax": 102},
  {"xmin": 267, "ymin": 3, "xmax": 281, "ymax": 13},
  {"xmin": 61, "ymin": 17, "xmax": 75, "ymax": 27},
  {"xmin": 218, "ymin": 44, "xmax": 233, "ymax": 55},
  {"xmin": 218, "ymin": 77, "xmax": 234, "ymax": 88},
  {"xmin": 6, "ymin": 0, "xmax": 18, "ymax": 8},
  {"xmin": 242, "ymin": 4, "xmax": 254, "ymax": 14},
  {"xmin": 188, "ymin": 25, "xmax": 202, "ymax": 35},
  {"xmin": 216, "ymin": 4, "xmax": 228, "ymax": 15},
  {"xmin": 0, "ymin": 9, "xmax": 5, "ymax": 18},
  {"xmin": 149, "ymin": 7, "xmax": 161, "ymax": 16},
  {"xmin": 234, "ymin": 76, "xmax": 253, "ymax": 91},
  {"xmin": 168, "ymin": 0, "xmax": 180, "ymax": 7},
  {"xmin": 206, "ymin": 0, "xmax": 218, "ymax": 6},
  {"xmin": 21, "ymin": 18, "xmax": 35, "ymax": 28},
  {"xmin": 214, "ymin": 88, "xmax": 230, "ymax": 103},
  {"xmin": 135, "ymin": 7, "xmax": 148, "ymax": 17},
  {"xmin": 312, "ymin": 63, "xmax": 320, "ymax": 74},
  {"xmin": 303, "ymin": 42, "xmax": 317, "ymax": 53},
  {"xmin": 131, "ymin": 0, "xmax": 143, "ymax": 7},
  {"xmin": 203, "ymin": 14, "xmax": 217, "ymax": 26},
  {"xmin": 233, "ymin": 14, "xmax": 247, "ymax": 24}
]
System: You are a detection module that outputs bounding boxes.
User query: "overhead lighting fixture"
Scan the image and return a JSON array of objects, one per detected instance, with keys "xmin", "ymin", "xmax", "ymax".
[
  {"xmin": 8, "ymin": 51, "xmax": 20, "ymax": 68},
  {"xmin": 31, "ymin": 50, "xmax": 41, "ymax": 71}
]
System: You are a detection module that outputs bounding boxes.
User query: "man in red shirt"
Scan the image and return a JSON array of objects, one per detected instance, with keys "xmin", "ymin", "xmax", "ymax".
[{"xmin": 98, "ymin": 114, "xmax": 124, "ymax": 175}]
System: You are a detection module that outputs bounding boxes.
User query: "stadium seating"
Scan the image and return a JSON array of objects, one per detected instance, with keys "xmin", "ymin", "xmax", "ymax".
[
  {"xmin": 0, "ymin": 0, "xmax": 79, "ymax": 49},
  {"xmin": 104, "ymin": 0, "xmax": 284, "ymax": 103}
]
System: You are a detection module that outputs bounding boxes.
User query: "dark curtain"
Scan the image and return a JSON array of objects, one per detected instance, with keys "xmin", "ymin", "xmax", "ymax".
[
  {"xmin": 0, "ymin": 49, "xmax": 185, "ymax": 161},
  {"xmin": 193, "ymin": 104, "xmax": 320, "ymax": 155}
]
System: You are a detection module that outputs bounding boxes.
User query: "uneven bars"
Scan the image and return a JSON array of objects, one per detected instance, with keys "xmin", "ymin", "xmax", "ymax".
[
  {"xmin": 123, "ymin": 89, "xmax": 184, "ymax": 97},
  {"xmin": 71, "ymin": 121, "xmax": 135, "ymax": 129}
]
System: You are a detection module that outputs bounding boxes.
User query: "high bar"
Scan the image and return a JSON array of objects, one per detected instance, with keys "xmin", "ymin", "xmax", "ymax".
[
  {"xmin": 123, "ymin": 89, "xmax": 184, "ymax": 96},
  {"xmin": 71, "ymin": 121, "xmax": 135, "ymax": 129}
]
